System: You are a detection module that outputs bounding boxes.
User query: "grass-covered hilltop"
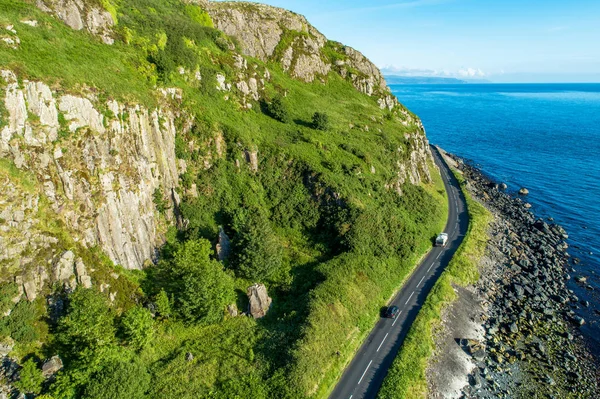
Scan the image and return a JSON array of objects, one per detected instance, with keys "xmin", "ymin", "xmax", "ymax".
[{"xmin": 0, "ymin": 0, "xmax": 448, "ymax": 397}]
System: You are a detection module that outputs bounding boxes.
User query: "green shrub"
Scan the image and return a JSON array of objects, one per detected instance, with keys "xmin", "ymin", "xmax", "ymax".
[
  {"xmin": 231, "ymin": 211, "xmax": 285, "ymax": 283},
  {"xmin": 312, "ymin": 112, "xmax": 330, "ymax": 131},
  {"xmin": 154, "ymin": 289, "xmax": 172, "ymax": 319},
  {"xmin": 120, "ymin": 306, "xmax": 154, "ymax": 350},
  {"xmin": 157, "ymin": 239, "xmax": 234, "ymax": 324},
  {"xmin": 15, "ymin": 358, "xmax": 44, "ymax": 395},
  {"xmin": 175, "ymin": 135, "xmax": 190, "ymax": 160},
  {"xmin": 56, "ymin": 288, "xmax": 116, "ymax": 361},
  {"xmin": 83, "ymin": 358, "xmax": 150, "ymax": 399},
  {"xmin": 0, "ymin": 301, "xmax": 40, "ymax": 343},
  {"xmin": 185, "ymin": 5, "xmax": 214, "ymax": 28},
  {"xmin": 265, "ymin": 96, "xmax": 290, "ymax": 123}
]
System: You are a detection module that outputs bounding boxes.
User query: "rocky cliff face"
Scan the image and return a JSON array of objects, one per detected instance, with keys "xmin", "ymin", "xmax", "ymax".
[
  {"xmin": 206, "ymin": 1, "xmax": 399, "ymax": 110},
  {"xmin": 36, "ymin": 0, "xmax": 115, "ymax": 44},
  {"xmin": 0, "ymin": 70, "xmax": 182, "ymax": 272}
]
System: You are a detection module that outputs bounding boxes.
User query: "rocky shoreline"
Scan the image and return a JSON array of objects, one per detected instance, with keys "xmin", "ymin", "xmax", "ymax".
[{"xmin": 428, "ymin": 151, "xmax": 600, "ymax": 398}]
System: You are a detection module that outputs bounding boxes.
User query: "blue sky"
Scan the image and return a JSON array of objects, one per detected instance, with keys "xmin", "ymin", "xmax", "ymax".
[{"xmin": 215, "ymin": 0, "xmax": 600, "ymax": 82}]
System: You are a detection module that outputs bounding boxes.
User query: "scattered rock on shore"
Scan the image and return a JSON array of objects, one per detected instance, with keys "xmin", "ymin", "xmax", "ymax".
[{"xmin": 428, "ymin": 153, "xmax": 600, "ymax": 399}]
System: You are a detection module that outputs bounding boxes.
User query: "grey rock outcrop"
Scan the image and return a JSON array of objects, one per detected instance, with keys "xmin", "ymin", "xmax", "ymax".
[
  {"xmin": 208, "ymin": 2, "xmax": 321, "ymax": 61},
  {"xmin": 1, "ymin": 71, "xmax": 182, "ymax": 270},
  {"xmin": 53, "ymin": 250, "xmax": 75, "ymax": 282},
  {"xmin": 207, "ymin": 2, "xmax": 394, "ymax": 104},
  {"xmin": 227, "ymin": 304, "xmax": 238, "ymax": 317},
  {"xmin": 42, "ymin": 355, "xmax": 63, "ymax": 378},
  {"xmin": 247, "ymin": 284, "xmax": 272, "ymax": 319},
  {"xmin": 36, "ymin": 0, "xmax": 115, "ymax": 44}
]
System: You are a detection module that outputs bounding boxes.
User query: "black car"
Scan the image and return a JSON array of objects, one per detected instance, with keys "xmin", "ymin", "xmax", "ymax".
[{"xmin": 384, "ymin": 306, "xmax": 400, "ymax": 319}]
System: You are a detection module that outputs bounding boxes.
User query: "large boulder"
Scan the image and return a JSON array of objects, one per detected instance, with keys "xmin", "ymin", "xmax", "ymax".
[
  {"xmin": 53, "ymin": 250, "xmax": 75, "ymax": 281},
  {"xmin": 247, "ymin": 284, "xmax": 272, "ymax": 319},
  {"xmin": 42, "ymin": 355, "xmax": 63, "ymax": 378}
]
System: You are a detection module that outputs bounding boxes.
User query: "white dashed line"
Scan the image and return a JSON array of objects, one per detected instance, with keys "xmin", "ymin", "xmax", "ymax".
[
  {"xmin": 417, "ymin": 276, "xmax": 425, "ymax": 288},
  {"xmin": 427, "ymin": 264, "xmax": 433, "ymax": 272},
  {"xmin": 377, "ymin": 333, "xmax": 389, "ymax": 352},
  {"xmin": 358, "ymin": 360, "xmax": 373, "ymax": 385},
  {"xmin": 392, "ymin": 311, "xmax": 402, "ymax": 326},
  {"xmin": 436, "ymin": 253, "xmax": 441, "ymax": 260},
  {"xmin": 405, "ymin": 291, "xmax": 415, "ymax": 305}
]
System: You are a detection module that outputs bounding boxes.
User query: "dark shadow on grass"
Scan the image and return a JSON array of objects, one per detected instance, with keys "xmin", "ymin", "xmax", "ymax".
[
  {"xmin": 253, "ymin": 259, "xmax": 327, "ymax": 370},
  {"xmin": 293, "ymin": 118, "xmax": 314, "ymax": 129}
]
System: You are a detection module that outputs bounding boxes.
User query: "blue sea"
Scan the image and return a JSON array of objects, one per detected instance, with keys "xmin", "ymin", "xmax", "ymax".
[{"xmin": 390, "ymin": 83, "xmax": 600, "ymax": 353}]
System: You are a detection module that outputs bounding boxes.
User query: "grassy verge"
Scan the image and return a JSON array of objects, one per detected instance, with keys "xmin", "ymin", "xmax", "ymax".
[{"xmin": 377, "ymin": 168, "xmax": 493, "ymax": 399}]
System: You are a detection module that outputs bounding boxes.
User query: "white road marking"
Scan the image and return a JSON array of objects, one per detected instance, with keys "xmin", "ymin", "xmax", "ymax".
[
  {"xmin": 427, "ymin": 264, "xmax": 433, "ymax": 272},
  {"xmin": 405, "ymin": 291, "xmax": 415, "ymax": 305},
  {"xmin": 417, "ymin": 276, "xmax": 425, "ymax": 288},
  {"xmin": 349, "ymin": 396, "xmax": 353, "ymax": 399},
  {"xmin": 436, "ymin": 253, "xmax": 441, "ymax": 260},
  {"xmin": 377, "ymin": 333, "xmax": 389, "ymax": 352},
  {"xmin": 358, "ymin": 360, "xmax": 373, "ymax": 385},
  {"xmin": 392, "ymin": 311, "xmax": 402, "ymax": 326}
]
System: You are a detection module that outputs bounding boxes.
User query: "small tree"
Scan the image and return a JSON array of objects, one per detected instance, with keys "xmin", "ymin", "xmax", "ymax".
[
  {"xmin": 312, "ymin": 112, "xmax": 330, "ymax": 131},
  {"xmin": 158, "ymin": 239, "xmax": 234, "ymax": 324},
  {"xmin": 15, "ymin": 358, "xmax": 44, "ymax": 395},
  {"xmin": 121, "ymin": 306, "xmax": 154, "ymax": 351},
  {"xmin": 56, "ymin": 288, "xmax": 115, "ymax": 361},
  {"xmin": 154, "ymin": 289, "xmax": 172, "ymax": 319},
  {"xmin": 232, "ymin": 212, "xmax": 283, "ymax": 282},
  {"xmin": 266, "ymin": 96, "xmax": 290, "ymax": 123}
]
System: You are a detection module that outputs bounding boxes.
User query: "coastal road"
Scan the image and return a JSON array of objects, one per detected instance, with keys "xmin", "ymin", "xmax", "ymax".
[{"xmin": 329, "ymin": 145, "xmax": 470, "ymax": 399}]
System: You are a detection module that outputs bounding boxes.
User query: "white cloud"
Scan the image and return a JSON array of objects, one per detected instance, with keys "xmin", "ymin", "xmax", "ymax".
[
  {"xmin": 457, "ymin": 67, "xmax": 486, "ymax": 77},
  {"xmin": 381, "ymin": 65, "xmax": 487, "ymax": 79}
]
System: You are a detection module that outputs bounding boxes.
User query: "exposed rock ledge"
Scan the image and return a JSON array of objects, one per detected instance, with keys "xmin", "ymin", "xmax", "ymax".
[
  {"xmin": 0, "ymin": 70, "xmax": 181, "ymax": 270},
  {"xmin": 206, "ymin": 1, "xmax": 397, "ymax": 108},
  {"xmin": 36, "ymin": 0, "xmax": 115, "ymax": 44}
]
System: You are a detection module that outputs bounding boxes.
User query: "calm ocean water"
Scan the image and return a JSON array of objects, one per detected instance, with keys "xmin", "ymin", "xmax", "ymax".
[{"xmin": 390, "ymin": 83, "xmax": 600, "ymax": 352}]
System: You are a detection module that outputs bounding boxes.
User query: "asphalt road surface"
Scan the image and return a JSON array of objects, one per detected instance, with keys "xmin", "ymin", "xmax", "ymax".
[{"xmin": 329, "ymin": 145, "xmax": 470, "ymax": 399}]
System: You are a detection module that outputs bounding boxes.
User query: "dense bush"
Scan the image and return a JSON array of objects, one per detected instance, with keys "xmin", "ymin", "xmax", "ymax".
[
  {"xmin": 312, "ymin": 112, "xmax": 330, "ymax": 131},
  {"xmin": 56, "ymin": 288, "xmax": 115, "ymax": 361},
  {"xmin": 0, "ymin": 300, "xmax": 41, "ymax": 343},
  {"xmin": 265, "ymin": 96, "xmax": 290, "ymax": 123},
  {"xmin": 154, "ymin": 289, "xmax": 172, "ymax": 319},
  {"xmin": 83, "ymin": 358, "xmax": 150, "ymax": 399},
  {"xmin": 120, "ymin": 306, "xmax": 154, "ymax": 350},
  {"xmin": 157, "ymin": 239, "xmax": 234, "ymax": 324},
  {"xmin": 231, "ymin": 211, "xmax": 285, "ymax": 283},
  {"xmin": 14, "ymin": 358, "xmax": 44, "ymax": 395}
]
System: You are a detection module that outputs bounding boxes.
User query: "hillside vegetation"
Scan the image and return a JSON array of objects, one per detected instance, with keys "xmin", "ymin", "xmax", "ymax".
[{"xmin": 0, "ymin": 0, "xmax": 447, "ymax": 397}]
